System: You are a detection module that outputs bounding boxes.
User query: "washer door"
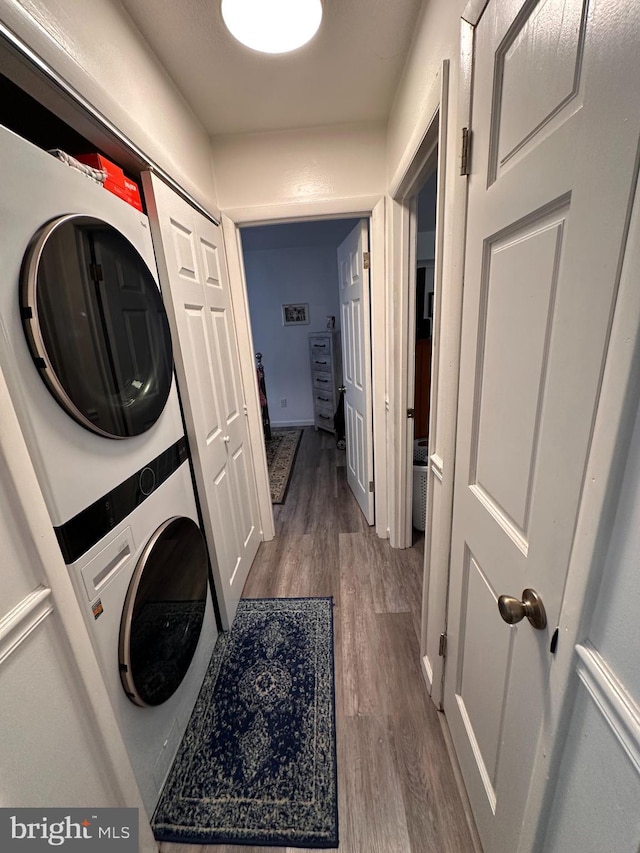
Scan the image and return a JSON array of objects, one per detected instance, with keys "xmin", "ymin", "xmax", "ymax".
[
  {"xmin": 21, "ymin": 215, "xmax": 173, "ymax": 438},
  {"xmin": 119, "ymin": 516, "xmax": 209, "ymax": 707}
]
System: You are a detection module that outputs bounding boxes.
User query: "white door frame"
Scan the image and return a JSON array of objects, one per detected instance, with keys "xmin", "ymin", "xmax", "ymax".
[
  {"xmin": 222, "ymin": 198, "xmax": 388, "ymax": 540},
  {"xmin": 387, "ymin": 59, "xmax": 456, "ymax": 555},
  {"xmin": 387, "ymin": 58, "xmax": 470, "ymax": 708},
  {"xmin": 388, "ymin": 71, "xmax": 446, "ymax": 552},
  {"xmin": 338, "ymin": 219, "xmax": 375, "ymax": 524}
]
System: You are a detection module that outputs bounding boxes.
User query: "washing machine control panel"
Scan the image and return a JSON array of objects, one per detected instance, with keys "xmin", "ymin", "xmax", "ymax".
[
  {"xmin": 139, "ymin": 467, "xmax": 156, "ymax": 496},
  {"xmin": 54, "ymin": 436, "xmax": 189, "ymax": 563}
]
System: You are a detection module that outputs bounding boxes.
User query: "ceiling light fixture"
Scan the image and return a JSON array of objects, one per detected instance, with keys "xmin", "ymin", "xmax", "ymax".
[{"xmin": 221, "ymin": 0, "xmax": 322, "ymax": 54}]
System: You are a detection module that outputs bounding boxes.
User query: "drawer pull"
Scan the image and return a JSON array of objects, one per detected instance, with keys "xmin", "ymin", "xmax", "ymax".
[
  {"xmin": 319, "ymin": 413, "xmax": 331, "ymax": 420},
  {"xmin": 317, "ymin": 378, "xmax": 329, "ymax": 383},
  {"xmin": 318, "ymin": 395, "xmax": 330, "ymax": 402},
  {"xmin": 314, "ymin": 343, "xmax": 327, "ymax": 348}
]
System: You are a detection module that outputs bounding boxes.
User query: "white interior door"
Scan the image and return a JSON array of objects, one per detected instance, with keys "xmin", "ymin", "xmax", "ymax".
[
  {"xmin": 143, "ymin": 173, "xmax": 261, "ymax": 629},
  {"xmin": 338, "ymin": 220, "xmax": 374, "ymax": 524},
  {"xmin": 444, "ymin": 0, "xmax": 640, "ymax": 849}
]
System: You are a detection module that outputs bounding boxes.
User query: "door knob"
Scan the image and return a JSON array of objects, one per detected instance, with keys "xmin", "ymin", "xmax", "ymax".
[
  {"xmin": 223, "ymin": 435, "xmax": 230, "ymax": 444},
  {"xmin": 497, "ymin": 588, "xmax": 547, "ymax": 630},
  {"xmin": 338, "ymin": 385, "xmax": 346, "ymax": 394}
]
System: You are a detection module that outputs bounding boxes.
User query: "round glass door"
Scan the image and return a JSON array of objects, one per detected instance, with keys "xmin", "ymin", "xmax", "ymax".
[
  {"xmin": 21, "ymin": 214, "xmax": 173, "ymax": 438},
  {"xmin": 119, "ymin": 516, "xmax": 209, "ymax": 707}
]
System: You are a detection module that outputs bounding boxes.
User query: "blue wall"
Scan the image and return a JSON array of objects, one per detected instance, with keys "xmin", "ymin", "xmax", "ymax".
[{"xmin": 242, "ymin": 220, "xmax": 358, "ymax": 427}]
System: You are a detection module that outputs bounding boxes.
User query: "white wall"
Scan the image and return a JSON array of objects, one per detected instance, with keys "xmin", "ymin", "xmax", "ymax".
[
  {"xmin": 1, "ymin": 0, "xmax": 217, "ymax": 210},
  {"xmin": 212, "ymin": 122, "xmax": 386, "ymax": 216},
  {"xmin": 385, "ymin": 0, "xmax": 467, "ymax": 185},
  {"xmin": 244, "ymin": 243, "xmax": 341, "ymax": 427}
]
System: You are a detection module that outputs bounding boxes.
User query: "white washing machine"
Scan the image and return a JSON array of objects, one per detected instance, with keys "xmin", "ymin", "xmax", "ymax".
[
  {"xmin": 0, "ymin": 123, "xmax": 184, "ymax": 540},
  {"xmin": 65, "ymin": 447, "xmax": 218, "ymax": 817},
  {"xmin": 0, "ymin": 125, "xmax": 218, "ymax": 814}
]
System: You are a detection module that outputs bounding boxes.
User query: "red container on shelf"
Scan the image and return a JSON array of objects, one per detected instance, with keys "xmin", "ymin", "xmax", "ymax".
[{"xmin": 75, "ymin": 153, "xmax": 143, "ymax": 212}]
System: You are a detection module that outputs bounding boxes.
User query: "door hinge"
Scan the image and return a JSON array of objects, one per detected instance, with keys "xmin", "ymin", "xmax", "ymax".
[
  {"xmin": 363, "ymin": 252, "xmax": 370, "ymax": 270},
  {"xmin": 439, "ymin": 633, "xmax": 447, "ymax": 657},
  {"xmin": 460, "ymin": 126, "xmax": 471, "ymax": 176},
  {"xmin": 90, "ymin": 263, "xmax": 103, "ymax": 282},
  {"xmin": 407, "ymin": 408, "xmax": 415, "ymax": 419},
  {"xmin": 369, "ymin": 480, "xmax": 374, "ymax": 492}
]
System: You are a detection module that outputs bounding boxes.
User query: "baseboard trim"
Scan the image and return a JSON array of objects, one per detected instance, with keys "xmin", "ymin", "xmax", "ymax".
[
  {"xmin": 270, "ymin": 419, "xmax": 314, "ymax": 428},
  {"xmin": 438, "ymin": 710, "xmax": 484, "ymax": 853},
  {"xmin": 421, "ymin": 653, "xmax": 434, "ymax": 696}
]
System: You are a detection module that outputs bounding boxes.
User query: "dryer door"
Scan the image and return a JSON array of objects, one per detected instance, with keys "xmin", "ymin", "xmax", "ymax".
[
  {"xmin": 119, "ymin": 516, "xmax": 209, "ymax": 707},
  {"xmin": 21, "ymin": 215, "xmax": 173, "ymax": 438}
]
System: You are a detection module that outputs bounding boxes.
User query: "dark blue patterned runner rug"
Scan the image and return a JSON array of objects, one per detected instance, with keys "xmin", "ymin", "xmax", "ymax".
[{"xmin": 152, "ymin": 597, "xmax": 338, "ymax": 848}]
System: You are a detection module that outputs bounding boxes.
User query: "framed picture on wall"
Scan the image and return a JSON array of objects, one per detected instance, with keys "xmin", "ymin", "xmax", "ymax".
[{"xmin": 282, "ymin": 303, "xmax": 310, "ymax": 325}]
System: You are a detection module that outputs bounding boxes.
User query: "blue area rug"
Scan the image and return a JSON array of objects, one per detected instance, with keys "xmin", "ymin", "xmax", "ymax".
[{"xmin": 152, "ymin": 597, "xmax": 338, "ymax": 848}]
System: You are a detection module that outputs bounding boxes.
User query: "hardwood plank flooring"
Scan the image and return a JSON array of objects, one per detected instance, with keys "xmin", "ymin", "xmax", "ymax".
[{"xmin": 159, "ymin": 428, "xmax": 480, "ymax": 853}]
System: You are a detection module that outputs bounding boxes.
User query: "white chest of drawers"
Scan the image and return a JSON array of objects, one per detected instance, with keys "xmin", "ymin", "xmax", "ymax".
[{"xmin": 309, "ymin": 330, "xmax": 342, "ymax": 433}]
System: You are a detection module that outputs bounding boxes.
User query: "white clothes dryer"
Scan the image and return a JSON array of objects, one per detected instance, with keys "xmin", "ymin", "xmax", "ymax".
[
  {"xmin": 0, "ymin": 124, "xmax": 183, "ymax": 537},
  {"xmin": 66, "ymin": 445, "xmax": 218, "ymax": 817},
  {"xmin": 0, "ymin": 125, "xmax": 219, "ymax": 817}
]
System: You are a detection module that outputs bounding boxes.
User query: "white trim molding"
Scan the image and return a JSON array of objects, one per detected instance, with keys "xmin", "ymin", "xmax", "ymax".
[
  {"xmin": 371, "ymin": 197, "xmax": 389, "ymax": 537},
  {"xmin": 575, "ymin": 643, "xmax": 640, "ymax": 773},
  {"xmin": 224, "ymin": 198, "xmax": 382, "ymax": 227},
  {"xmin": 0, "ymin": 586, "xmax": 53, "ymax": 665},
  {"xmin": 430, "ymin": 453, "xmax": 444, "ymax": 482},
  {"xmin": 421, "ymin": 653, "xmax": 435, "ymax": 695},
  {"xmin": 223, "ymin": 195, "xmax": 389, "ymax": 541},
  {"xmin": 462, "ymin": 0, "xmax": 490, "ymax": 26},
  {"xmin": 417, "ymin": 54, "xmax": 466, "ymax": 709}
]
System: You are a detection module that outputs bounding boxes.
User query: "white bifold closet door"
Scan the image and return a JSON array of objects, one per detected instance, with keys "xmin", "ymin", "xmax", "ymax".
[{"xmin": 143, "ymin": 173, "xmax": 260, "ymax": 629}]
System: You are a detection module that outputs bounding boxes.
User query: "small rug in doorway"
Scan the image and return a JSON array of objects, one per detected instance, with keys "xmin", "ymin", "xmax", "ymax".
[
  {"xmin": 266, "ymin": 428, "xmax": 302, "ymax": 504},
  {"xmin": 152, "ymin": 597, "xmax": 338, "ymax": 848}
]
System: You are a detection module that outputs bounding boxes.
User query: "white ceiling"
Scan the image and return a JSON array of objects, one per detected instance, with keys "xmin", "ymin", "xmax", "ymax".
[{"xmin": 118, "ymin": 0, "xmax": 424, "ymax": 137}]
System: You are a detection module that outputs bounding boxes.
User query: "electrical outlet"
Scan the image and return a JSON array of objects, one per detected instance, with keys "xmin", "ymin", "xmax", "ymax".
[{"xmin": 280, "ymin": 398, "xmax": 287, "ymax": 408}]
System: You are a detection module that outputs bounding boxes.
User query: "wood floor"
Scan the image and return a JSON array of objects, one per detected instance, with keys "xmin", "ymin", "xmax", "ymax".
[{"xmin": 159, "ymin": 428, "xmax": 480, "ymax": 853}]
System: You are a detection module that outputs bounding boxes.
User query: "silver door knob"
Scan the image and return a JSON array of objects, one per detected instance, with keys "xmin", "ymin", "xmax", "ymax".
[
  {"xmin": 498, "ymin": 588, "xmax": 547, "ymax": 630},
  {"xmin": 223, "ymin": 435, "xmax": 230, "ymax": 443}
]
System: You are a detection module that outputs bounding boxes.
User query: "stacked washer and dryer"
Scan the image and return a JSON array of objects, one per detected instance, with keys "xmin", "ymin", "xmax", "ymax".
[{"xmin": 0, "ymin": 124, "xmax": 218, "ymax": 816}]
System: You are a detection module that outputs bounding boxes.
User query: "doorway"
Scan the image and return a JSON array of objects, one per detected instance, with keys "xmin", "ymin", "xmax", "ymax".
[
  {"xmin": 238, "ymin": 217, "xmax": 374, "ymax": 527},
  {"xmin": 411, "ymin": 170, "xmax": 438, "ymax": 535}
]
